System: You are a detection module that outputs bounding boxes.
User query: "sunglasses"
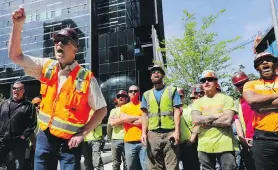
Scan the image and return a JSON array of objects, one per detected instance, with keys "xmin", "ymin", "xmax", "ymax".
[
  {"xmin": 151, "ymin": 70, "xmax": 162, "ymax": 74},
  {"xmin": 255, "ymin": 57, "xmax": 276, "ymax": 68},
  {"xmin": 34, "ymin": 103, "xmax": 40, "ymax": 107},
  {"xmin": 53, "ymin": 35, "xmax": 76, "ymax": 47},
  {"xmin": 129, "ymin": 90, "xmax": 139, "ymax": 93},
  {"xmin": 194, "ymin": 91, "xmax": 204, "ymax": 96},
  {"xmin": 117, "ymin": 94, "xmax": 127, "ymax": 99},
  {"xmin": 234, "ymin": 83, "xmax": 245, "ymax": 88},
  {"xmin": 200, "ymin": 78, "xmax": 216, "ymax": 83},
  {"xmin": 12, "ymin": 87, "xmax": 24, "ymax": 91}
]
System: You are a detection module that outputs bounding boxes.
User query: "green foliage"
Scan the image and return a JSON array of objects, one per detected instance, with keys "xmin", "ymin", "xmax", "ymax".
[{"xmin": 161, "ymin": 9, "xmax": 241, "ymax": 104}]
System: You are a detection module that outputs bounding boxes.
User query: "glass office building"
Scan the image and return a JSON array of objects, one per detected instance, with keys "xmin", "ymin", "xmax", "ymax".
[
  {"xmin": 0, "ymin": 0, "xmax": 91, "ymax": 98},
  {"xmin": 0, "ymin": 0, "xmax": 165, "ymax": 122}
]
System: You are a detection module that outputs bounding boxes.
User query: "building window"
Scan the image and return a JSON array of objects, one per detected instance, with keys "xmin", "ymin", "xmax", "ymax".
[
  {"xmin": 36, "ymin": 10, "xmax": 40, "ymax": 21},
  {"xmin": 51, "ymin": 6, "xmax": 55, "ymax": 18},
  {"xmin": 7, "ymin": 21, "xmax": 10, "ymax": 26}
]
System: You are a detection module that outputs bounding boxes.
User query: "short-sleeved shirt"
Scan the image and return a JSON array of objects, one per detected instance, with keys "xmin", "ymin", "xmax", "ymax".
[
  {"xmin": 109, "ymin": 107, "xmax": 125, "ymax": 140},
  {"xmin": 192, "ymin": 93, "xmax": 236, "ymax": 153},
  {"xmin": 140, "ymin": 86, "xmax": 182, "ymax": 110},
  {"xmin": 243, "ymin": 77, "xmax": 278, "ymax": 132},
  {"xmin": 121, "ymin": 102, "xmax": 143, "ymax": 142},
  {"xmin": 17, "ymin": 55, "xmax": 107, "ymax": 111}
]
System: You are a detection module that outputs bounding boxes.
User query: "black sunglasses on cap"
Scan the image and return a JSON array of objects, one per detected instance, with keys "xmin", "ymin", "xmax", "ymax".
[
  {"xmin": 53, "ymin": 35, "xmax": 77, "ymax": 47},
  {"xmin": 117, "ymin": 94, "xmax": 127, "ymax": 99},
  {"xmin": 200, "ymin": 77, "xmax": 217, "ymax": 83}
]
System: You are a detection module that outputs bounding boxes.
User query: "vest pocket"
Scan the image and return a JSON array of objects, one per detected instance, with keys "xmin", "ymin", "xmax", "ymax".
[
  {"xmin": 66, "ymin": 91, "xmax": 84, "ymax": 111},
  {"xmin": 40, "ymin": 83, "xmax": 48, "ymax": 97}
]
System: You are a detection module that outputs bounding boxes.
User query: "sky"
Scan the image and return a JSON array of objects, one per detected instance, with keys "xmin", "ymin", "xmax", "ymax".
[{"xmin": 162, "ymin": 0, "xmax": 277, "ymax": 75}]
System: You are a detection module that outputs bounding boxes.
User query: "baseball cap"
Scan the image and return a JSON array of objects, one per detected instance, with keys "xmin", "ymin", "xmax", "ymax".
[{"xmin": 53, "ymin": 28, "xmax": 79, "ymax": 47}]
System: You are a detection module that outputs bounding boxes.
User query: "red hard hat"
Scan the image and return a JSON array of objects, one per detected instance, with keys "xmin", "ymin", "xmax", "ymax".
[
  {"xmin": 117, "ymin": 90, "xmax": 127, "ymax": 96},
  {"xmin": 232, "ymin": 72, "xmax": 249, "ymax": 85},
  {"xmin": 177, "ymin": 88, "xmax": 185, "ymax": 96}
]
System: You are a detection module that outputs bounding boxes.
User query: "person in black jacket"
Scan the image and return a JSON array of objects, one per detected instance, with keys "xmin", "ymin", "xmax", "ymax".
[{"xmin": 0, "ymin": 81, "xmax": 37, "ymax": 170}]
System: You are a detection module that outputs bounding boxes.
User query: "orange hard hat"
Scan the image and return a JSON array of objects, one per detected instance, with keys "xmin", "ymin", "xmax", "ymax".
[
  {"xmin": 232, "ymin": 72, "xmax": 249, "ymax": 85},
  {"xmin": 32, "ymin": 97, "xmax": 41, "ymax": 104}
]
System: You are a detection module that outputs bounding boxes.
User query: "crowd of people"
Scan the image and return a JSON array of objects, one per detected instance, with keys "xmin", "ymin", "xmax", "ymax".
[{"xmin": 0, "ymin": 6, "xmax": 278, "ymax": 170}]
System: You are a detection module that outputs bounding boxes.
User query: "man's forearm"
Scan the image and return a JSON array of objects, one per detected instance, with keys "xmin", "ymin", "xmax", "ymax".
[
  {"xmin": 142, "ymin": 112, "xmax": 148, "ymax": 134},
  {"xmin": 192, "ymin": 114, "xmax": 219, "ymax": 126},
  {"xmin": 212, "ymin": 111, "xmax": 234, "ymax": 127},
  {"xmin": 80, "ymin": 107, "xmax": 107, "ymax": 137},
  {"xmin": 243, "ymin": 91, "xmax": 278, "ymax": 107},
  {"xmin": 9, "ymin": 25, "xmax": 24, "ymax": 62},
  {"xmin": 174, "ymin": 108, "xmax": 180, "ymax": 133},
  {"xmin": 120, "ymin": 113, "xmax": 139, "ymax": 123}
]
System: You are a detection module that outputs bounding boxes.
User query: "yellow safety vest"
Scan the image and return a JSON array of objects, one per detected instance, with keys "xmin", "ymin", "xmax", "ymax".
[
  {"xmin": 180, "ymin": 105, "xmax": 193, "ymax": 143},
  {"xmin": 143, "ymin": 86, "xmax": 176, "ymax": 130},
  {"xmin": 84, "ymin": 124, "xmax": 103, "ymax": 141}
]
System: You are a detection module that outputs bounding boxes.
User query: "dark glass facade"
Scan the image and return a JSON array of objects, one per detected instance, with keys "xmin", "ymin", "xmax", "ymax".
[
  {"xmin": 0, "ymin": 0, "xmax": 166, "ymax": 124},
  {"xmin": 0, "ymin": 0, "xmax": 91, "ymax": 99}
]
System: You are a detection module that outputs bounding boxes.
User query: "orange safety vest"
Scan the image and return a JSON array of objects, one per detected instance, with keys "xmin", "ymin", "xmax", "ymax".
[{"xmin": 38, "ymin": 59, "xmax": 93, "ymax": 139}]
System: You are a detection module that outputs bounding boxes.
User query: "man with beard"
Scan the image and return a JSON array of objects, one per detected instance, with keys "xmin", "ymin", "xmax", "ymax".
[
  {"xmin": 141, "ymin": 65, "xmax": 182, "ymax": 170},
  {"xmin": 231, "ymin": 72, "xmax": 255, "ymax": 170},
  {"xmin": 120, "ymin": 85, "xmax": 146, "ymax": 170},
  {"xmin": 191, "ymin": 70, "xmax": 237, "ymax": 170},
  {"xmin": 8, "ymin": 7, "xmax": 107, "ymax": 170},
  {"xmin": 243, "ymin": 52, "xmax": 278, "ymax": 170},
  {"xmin": 0, "ymin": 81, "xmax": 37, "ymax": 170},
  {"xmin": 108, "ymin": 90, "xmax": 128, "ymax": 170}
]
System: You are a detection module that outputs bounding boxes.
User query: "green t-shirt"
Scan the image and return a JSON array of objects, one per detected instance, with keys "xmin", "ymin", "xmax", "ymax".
[
  {"xmin": 192, "ymin": 93, "xmax": 236, "ymax": 153},
  {"xmin": 109, "ymin": 107, "xmax": 125, "ymax": 140}
]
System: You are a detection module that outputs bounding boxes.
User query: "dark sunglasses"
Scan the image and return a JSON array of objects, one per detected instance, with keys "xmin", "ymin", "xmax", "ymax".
[
  {"xmin": 234, "ymin": 83, "xmax": 245, "ymax": 88},
  {"xmin": 129, "ymin": 90, "xmax": 139, "ymax": 93},
  {"xmin": 12, "ymin": 87, "xmax": 24, "ymax": 91},
  {"xmin": 151, "ymin": 70, "xmax": 162, "ymax": 74},
  {"xmin": 34, "ymin": 103, "xmax": 40, "ymax": 107},
  {"xmin": 53, "ymin": 35, "xmax": 76, "ymax": 46},
  {"xmin": 117, "ymin": 94, "xmax": 127, "ymax": 99},
  {"xmin": 200, "ymin": 78, "xmax": 216, "ymax": 83},
  {"xmin": 255, "ymin": 57, "xmax": 276, "ymax": 68}
]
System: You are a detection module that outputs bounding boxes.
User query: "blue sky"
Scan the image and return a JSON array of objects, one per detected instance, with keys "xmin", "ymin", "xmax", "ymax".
[{"xmin": 162, "ymin": 0, "xmax": 277, "ymax": 75}]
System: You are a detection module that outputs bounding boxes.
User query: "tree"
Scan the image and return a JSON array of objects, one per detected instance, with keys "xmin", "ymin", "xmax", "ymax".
[{"xmin": 161, "ymin": 9, "xmax": 241, "ymax": 104}]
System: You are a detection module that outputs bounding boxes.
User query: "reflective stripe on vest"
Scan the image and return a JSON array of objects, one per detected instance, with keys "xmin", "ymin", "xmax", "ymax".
[
  {"xmin": 44, "ymin": 61, "xmax": 56, "ymax": 79},
  {"xmin": 38, "ymin": 111, "xmax": 83, "ymax": 134},
  {"xmin": 75, "ymin": 68, "xmax": 89, "ymax": 92},
  {"xmin": 144, "ymin": 86, "xmax": 176, "ymax": 130}
]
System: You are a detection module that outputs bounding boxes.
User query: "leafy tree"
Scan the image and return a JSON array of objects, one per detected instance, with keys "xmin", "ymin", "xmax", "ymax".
[{"xmin": 161, "ymin": 9, "xmax": 241, "ymax": 104}]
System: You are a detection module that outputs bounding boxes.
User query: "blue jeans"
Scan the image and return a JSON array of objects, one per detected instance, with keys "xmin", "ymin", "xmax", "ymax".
[
  {"xmin": 111, "ymin": 139, "xmax": 127, "ymax": 170},
  {"xmin": 34, "ymin": 130, "xmax": 81, "ymax": 170},
  {"xmin": 124, "ymin": 142, "xmax": 146, "ymax": 170}
]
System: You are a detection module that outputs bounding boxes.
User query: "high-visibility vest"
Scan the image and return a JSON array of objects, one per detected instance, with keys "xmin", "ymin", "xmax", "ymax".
[
  {"xmin": 85, "ymin": 124, "xmax": 103, "ymax": 141},
  {"xmin": 38, "ymin": 59, "xmax": 93, "ymax": 139},
  {"xmin": 143, "ymin": 86, "xmax": 176, "ymax": 130},
  {"xmin": 180, "ymin": 105, "xmax": 193, "ymax": 143},
  {"xmin": 234, "ymin": 99, "xmax": 246, "ymax": 135}
]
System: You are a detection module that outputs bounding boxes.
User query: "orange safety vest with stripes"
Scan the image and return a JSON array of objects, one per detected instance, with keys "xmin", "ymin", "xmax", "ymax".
[{"xmin": 38, "ymin": 59, "xmax": 93, "ymax": 139}]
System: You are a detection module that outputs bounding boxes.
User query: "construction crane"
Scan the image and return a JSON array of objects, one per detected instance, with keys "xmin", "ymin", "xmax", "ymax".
[{"xmin": 227, "ymin": 26, "xmax": 272, "ymax": 53}]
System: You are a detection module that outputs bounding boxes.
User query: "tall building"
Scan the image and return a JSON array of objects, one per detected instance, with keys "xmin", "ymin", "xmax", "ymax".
[{"xmin": 0, "ymin": 0, "xmax": 165, "ymax": 119}]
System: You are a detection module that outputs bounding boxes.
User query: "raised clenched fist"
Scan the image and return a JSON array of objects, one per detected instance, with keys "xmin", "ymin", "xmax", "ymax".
[{"xmin": 11, "ymin": 7, "xmax": 26, "ymax": 25}]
